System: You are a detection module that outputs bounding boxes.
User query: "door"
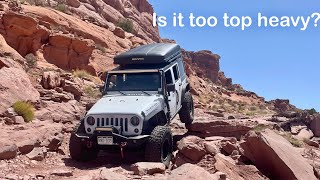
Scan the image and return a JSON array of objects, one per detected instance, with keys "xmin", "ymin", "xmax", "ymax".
[
  {"xmin": 172, "ymin": 64, "xmax": 182, "ymax": 110},
  {"xmin": 165, "ymin": 69, "xmax": 177, "ymax": 118}
]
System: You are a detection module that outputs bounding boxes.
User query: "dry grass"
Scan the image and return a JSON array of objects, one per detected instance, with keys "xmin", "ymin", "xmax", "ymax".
[
  {"xmin": 253, "ymin": 124, "xmax": 268, "ymax": 133},
  {"xmin": 13, "ymin": 101, "xmax": 35, "ymax": 122},
  {"xmin": 72, "ymin": 69, "xmax": 91, "ymax": 79},
  {"xmin": 83, "ymin": 86, "xmax": 100, "ymax": 98},
  {"xmin": 96, "ymin": 44, "xmax": 106, "ymax": 54},
  {"xmin": 281, "ymin": 133, "xmax": 303, "ymax": 147}
]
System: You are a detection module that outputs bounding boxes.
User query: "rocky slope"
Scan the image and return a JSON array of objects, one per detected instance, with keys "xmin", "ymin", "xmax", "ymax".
[{"xmin": 0, "ymin": 0, "xmax": 319, "ymax": 179}]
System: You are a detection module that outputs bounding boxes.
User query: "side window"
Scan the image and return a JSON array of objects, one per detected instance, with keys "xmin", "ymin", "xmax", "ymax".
[
  {"xmin": 177, "ymin": 59, "xmax": 186, "ymax": 80},
  {"xmin": 172, "ymin": 64, "xmax": 180, "ymax": 81},
  {"xmin": 165, "ymin": 70, "xmax": 173, "ymax": 84}
]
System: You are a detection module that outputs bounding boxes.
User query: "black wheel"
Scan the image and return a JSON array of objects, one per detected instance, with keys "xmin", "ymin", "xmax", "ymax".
[
  {"xmin": 145, "ymin": 126, "xmax": 173, "ymax": 167},
  {"xmin": 69, "ymin": 120, "xmax": 98, "ymax": 162},
  {"xmin": 179, "ymin": 91, "xmax": 194, "ymax": 125}
]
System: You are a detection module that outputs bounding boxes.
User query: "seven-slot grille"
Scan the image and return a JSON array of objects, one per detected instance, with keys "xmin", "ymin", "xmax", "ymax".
[{"xmin": 96, "ymin": 117, "xmax": 129, "ymax": 133}]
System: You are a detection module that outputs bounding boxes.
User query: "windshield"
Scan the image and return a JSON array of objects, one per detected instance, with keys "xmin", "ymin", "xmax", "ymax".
[{"xmin": 105, "ymin": 72, "xmax": 161, "ymax": 92}]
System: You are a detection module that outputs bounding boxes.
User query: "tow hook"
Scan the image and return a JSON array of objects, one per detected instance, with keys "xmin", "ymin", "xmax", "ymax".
[
  {"xmin": 119, "ymin": 142, "xmax": 127, "ymax": 159},
  {"xmin": 86, "ymin": 141, "xmax": 93, "ymax": 148}
]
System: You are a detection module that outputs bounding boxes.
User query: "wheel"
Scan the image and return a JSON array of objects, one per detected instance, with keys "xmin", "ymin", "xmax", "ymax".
[
  {"xmin": 145, "ymin": 126, "xmax": 173, "ymax": 167},
  {"xmin": 179, "ymin": 91, "xmax": 194, "ymax": 125},
  {"xmin": 69, "ymin": 120, "xmax": 98, "ymax": 162}
]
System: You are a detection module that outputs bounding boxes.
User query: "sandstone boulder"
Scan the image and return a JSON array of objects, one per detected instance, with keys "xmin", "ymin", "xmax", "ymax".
[
  {"xmin": 62, "ymin": 80, "xmax": 83, "ymax": 99},
  {"xmin": 113, "ymin": 27, "xmax": 125, "ymax": 38},
  {"xmin": 214, "ymin": 153, "xmax": 268, "ymax": 180},
  {"xmin": 99, "ymin": 167, "xmax": 127, "ymax": 180},
  {"xmin": 240, "ymin": 130, "xmax": 317, "ymax": 180},
  {"xmin": 311, "ymin": 114, "xmax": 320, "ymax": 137},
  {"xmin": 26, "ymin": 147, "xmax": 47, "ymax": 161},
  {"xmin": 67, "ymin": 0, "xmax": 80, "ymax": 8},
  {"xmin": 0, "ymin": 144, "xmax": 18, "ymax": 160},
  {"xmin": 16, "ymin": 138, "xmax": 39, "ymax": 154},
  {"xmin": 295, "ymin": 128, "xmax": 314, "ymax": 140},
  {"xmin": 44, "ymin": 35, "xmax": 95, "ymax": 73},
  {"xmin": 41, "ymin": 71, "xmax": 61, "ymax": 89},
  {"xmin": 187, "ymin": 120, "xmax": 251, "ymax": 139},
  {"xmin": 13, "ymin": 116, "xmax": 25, "ymax": 124},
  {"xmin": 177, "ymin": 136, "xmax": 206, "ymax": 161},
  {"xmin": 168, "ymin": 163, "xmax": 216, "ymax": 180},
  {"xmin": 130, "ymin": 162, "xmax": 165, "ymax": 175},
  {"xmin": 0, "ymin": 34, "xmax": 24, "ymax": 66},
  {"xmin": 204, "ymin": 141, "xmax": 219, "ymax": 155},
  {"xmin": 221, "ymin": 141, "xmax": 238, "ymax": 155},
  {"xmin": 0, "ymin": 67, "xmax": 40, "ymax": 114}
]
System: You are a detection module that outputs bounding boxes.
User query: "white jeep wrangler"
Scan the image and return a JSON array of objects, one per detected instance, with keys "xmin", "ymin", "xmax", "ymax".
[{"xmin": 69, "ymin": 43, "xmax": 194, "ymax": 166}]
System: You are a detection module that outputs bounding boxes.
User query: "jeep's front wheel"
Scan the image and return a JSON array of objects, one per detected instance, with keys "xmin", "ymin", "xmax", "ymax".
[
  {"xmin": 179, "ymin": 91, "xmax": 194, "ymax": 125},
  {"xmin": 145, "ymin": 126, "xmax": 173, "ymax": 167},
  {"xmin": 69, "ymin": 120, "xmax": 98, "ymax": 162}
]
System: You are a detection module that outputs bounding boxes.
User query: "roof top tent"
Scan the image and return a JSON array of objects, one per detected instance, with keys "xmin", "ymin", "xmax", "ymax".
[{"xmin": 114, "ymin": 43, "xmax": 182, "ymax": 70}]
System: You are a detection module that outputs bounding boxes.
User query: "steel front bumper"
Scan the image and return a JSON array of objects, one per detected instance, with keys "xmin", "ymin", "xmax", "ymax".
[{"xmin": 75, "ymin": 127, "xmax": 149, "ymax": 148}]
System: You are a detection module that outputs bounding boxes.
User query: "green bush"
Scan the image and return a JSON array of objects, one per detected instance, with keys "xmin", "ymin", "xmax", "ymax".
[
  {"xmin": 72, "ymin": 69, "xmax": 91, "ymax": 79},
  {"xmin": 13, "ymin": 101, "xmax": 35, "ymax": 122},
  {"xmin": 116, "ymin": 18, "xmax": 134, "ymax": 33},
  {"xmin": 83, "ymin": 86, "xmax": 100, "ymax": 98},
  {"xmin": 55, "ymin": 3, "xmax": 66, "ymax": 13},
  {"xmin": 307, "ymin": 108, "xmax": 318, "ymax": 115},
  {"xmin": 25, "ymin": 53, "xmax": 37, "ymax": 69}
]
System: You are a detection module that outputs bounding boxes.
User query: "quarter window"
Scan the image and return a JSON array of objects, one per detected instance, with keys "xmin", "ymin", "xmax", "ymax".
[{"xmin": 172, "ymin": 65, "xmax": 180, "ymax": 81}]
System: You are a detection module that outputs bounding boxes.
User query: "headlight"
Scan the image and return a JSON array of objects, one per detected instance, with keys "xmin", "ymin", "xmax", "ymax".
[
  {"xmin": 86, "ymin": 116, "xmax": 95, "ymax": 125},
  {"xmin": 130, "ymin": 116, "xmax": 140, "ymax": 126}
]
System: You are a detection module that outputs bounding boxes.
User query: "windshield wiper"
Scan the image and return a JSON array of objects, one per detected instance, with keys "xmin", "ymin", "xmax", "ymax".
[
  {"xmin": 141, "ymin": 91, "xmax": 151, "ymax": 96},
  {"xmin": 118, "ymin": 91, "xmax": 126, "ymax": 95}
]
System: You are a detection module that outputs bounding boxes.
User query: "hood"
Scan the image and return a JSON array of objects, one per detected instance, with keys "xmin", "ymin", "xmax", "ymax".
[{"xmin": 87, "ymin": 94, "xmax": 164, "ymax": 116}]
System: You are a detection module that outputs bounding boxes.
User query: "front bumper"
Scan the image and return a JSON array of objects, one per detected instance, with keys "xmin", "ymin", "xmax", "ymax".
[{"xmin": 75, "ymin": 127, "xmax": 149, "ymax": 148}]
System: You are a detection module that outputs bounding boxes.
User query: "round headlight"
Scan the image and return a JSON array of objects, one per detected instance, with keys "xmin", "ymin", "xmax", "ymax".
[
  {"xmin": 130, "ymin": 116, "xmax": 140, "ymax": 126},
  {"xmin": 86, "ymin": 116, "xmax": 95, "ymax": 126}
]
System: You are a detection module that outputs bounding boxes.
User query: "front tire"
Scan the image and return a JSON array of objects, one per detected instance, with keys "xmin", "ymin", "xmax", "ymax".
[
  {"xmin": 179, "ymin": 91, "xmax": 194, "ymax": 125},
  {"xmin": 69, "ymin": 120, "xmax": 98, "ymax": 162},
  {"xmin": 145, "ymin": 126, "xmax": 173, "ymax": 167}
]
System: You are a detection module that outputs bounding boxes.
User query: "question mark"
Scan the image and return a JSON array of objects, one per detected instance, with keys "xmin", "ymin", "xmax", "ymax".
[{"xmin": 311, "ymin": 13, "xmax": 320, "ymax": 27}]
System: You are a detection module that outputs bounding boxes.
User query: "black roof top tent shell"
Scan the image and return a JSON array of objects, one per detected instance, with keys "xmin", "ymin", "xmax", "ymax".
[{"xmin": 114, "ymin": 43, "xmax": 181, "ymax": 65}]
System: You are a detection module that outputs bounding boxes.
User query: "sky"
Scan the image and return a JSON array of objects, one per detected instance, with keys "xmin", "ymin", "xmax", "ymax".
[{"xmin": 149, "ymin": 0, "xmax": 320, "ymax": 111}]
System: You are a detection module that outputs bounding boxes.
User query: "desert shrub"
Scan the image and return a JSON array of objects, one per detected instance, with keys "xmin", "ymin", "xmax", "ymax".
[
  {"xmin": 307, "ymin": 108, "xmax": 318, "ymax": 115},
  {"xmin": 13, "ymin": 101, "xmax": 35, "ymax": 122},
  {"xmin": 55, "ymin": 3, "xmax": 66, "ymax": 13},
  {"xmin": 282, "ymin": 133, "xmax": 303, "ymax": 147},
  {"xmin": 253, "ymin": 124, "xmax": 268, "ymax": 133},
  {"xmin": 21, "ymin": 0, "xmax": 46, "ymax": 6},
  {"xmin": 96, "ymin": 44, "xmax": 106, "ymax": 54},
  {"xmin": 246, "ymin": 111, "xmax": 255, "ymax": 116},
  {"xmin": 83, "ymin": 86, "xmax": 100, "ymax": 98},
  {"xmin": 72, "ymin": 69, "xmax": 91, "ymax": 79},
  {"xmin": 116, "ymin": 18, "xmax": 134, "ymax": 33},
  {"xmin": 249, "ymin": 106, "xmax": 258, "ymax": 111},
  {"xmin": 25, "ymin": 53, "xmax": 37, "ymax": 71}
]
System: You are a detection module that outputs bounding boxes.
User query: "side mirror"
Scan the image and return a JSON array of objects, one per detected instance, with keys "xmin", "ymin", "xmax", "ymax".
[
  {"xmin": 166, "ymin": 84, "xmax": 175, "ymax": 93},
  {"xmin": 99, "ymin": 84, "xmax": 105, "ymax": 93}
]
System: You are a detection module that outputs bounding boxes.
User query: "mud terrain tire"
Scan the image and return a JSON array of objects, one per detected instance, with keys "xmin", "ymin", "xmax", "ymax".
[
  {"xmin": 145, "ymin": 126, "xmax": 173, "ymax": 167},
  {"xmin": 179, "ymin": 91, "xmax": 194, "ymax": 125},
  {"xmin": 69, "ymin": 120, "xmax": 98, "ymax": 162}
]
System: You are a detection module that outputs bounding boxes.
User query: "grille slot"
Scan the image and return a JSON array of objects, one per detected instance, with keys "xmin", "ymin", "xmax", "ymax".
[{"xmin": 96, "ymin": 116, "xmax": 129, "ymax": 133}]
